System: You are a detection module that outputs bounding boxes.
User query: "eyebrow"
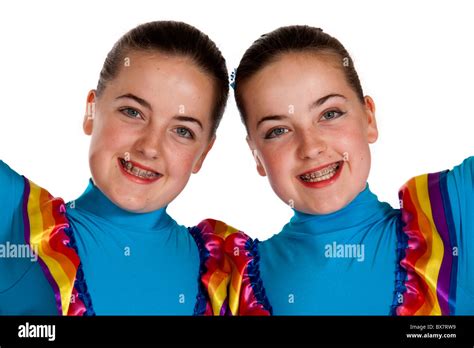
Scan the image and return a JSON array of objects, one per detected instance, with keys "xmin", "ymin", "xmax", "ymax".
[
  {"xmin": 309, "ymin": 93, "xmax": 347, "ymax": 110},
  {"xmin": 116, "ymin": 93, "xmax": 152, "ymax": 111},
  {"xmin": 256, "ymin": 94, "xmax": 348, "ymax": 129},
  {"xmin": 256, "ymin": 115, "xmax": 289, "ymax": 129},
  {"xmin": 116, "ymin": 94, "xmax": 203, "ymax": 129},
  {"xmin": 173, "ymin": 115, "xmax": 203, "ymax": 130}
]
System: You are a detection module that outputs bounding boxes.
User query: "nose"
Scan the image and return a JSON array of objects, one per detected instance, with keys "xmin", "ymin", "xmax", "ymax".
[
  {"xmin": 297, "ymin": 130, "xmax": 327, "ymax": 160},
  {"xmin": 134, "ymin": 127, "xmax": 161, "ymax": 160}
]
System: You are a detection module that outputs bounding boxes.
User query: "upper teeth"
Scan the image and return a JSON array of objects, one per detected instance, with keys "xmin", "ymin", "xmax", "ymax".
[
  {"xmin": 300, "ymin": 162, "xmax": 340, "ymax": 182},
  {"xmin": 120, "ymin": 158, "xmax": 159, "ymax": 179}
]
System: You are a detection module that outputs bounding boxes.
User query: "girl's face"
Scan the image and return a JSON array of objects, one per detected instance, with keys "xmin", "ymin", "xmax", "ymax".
[
  {"xmin": 83, "ymin": 51, "xmax": 216, "ymax": 213},
  {"xmin": 242, "ymin": 52, "xmax": 378, "ymax": 215}
]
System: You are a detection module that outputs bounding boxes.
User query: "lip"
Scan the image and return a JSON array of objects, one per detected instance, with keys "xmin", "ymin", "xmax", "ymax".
[
  {"xmin": 117, "ymin": 158, "xmax": 162, "ymax": 185},
  {"xmin": 296, "ymin": 160, "xmax": 344, "ymax": 189}
]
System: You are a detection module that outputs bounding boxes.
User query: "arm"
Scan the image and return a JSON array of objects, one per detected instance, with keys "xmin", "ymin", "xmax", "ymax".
[
  {"xmin": 445, "ymin": 156, "xmax": 474, "ymax": 307},
  {"xmin": 0, "ymin": 160, "xmax": 27, "ymax": 293},
  {"xmin": 445, "ymin": 156, "xmax": 474, "ymax": 233},
  {"xmin": 0, "ymin": 160, "xmax": 25, "ymax": 244},
  {"xmin": 394, "ymin": 157, "xmax": 474, "ymax": 316}
]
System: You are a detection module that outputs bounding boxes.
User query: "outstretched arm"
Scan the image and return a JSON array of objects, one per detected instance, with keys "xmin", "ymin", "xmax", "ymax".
[
  {"xmin": 0, "ymin": 160, "xmax": 25, "ymax": 243},
  {"xmin": 0, "ymin": 161, "xmax": 27, "ymax": 295},
  {"xmin": 394, "ymin": 156, "xmax": 474, "ymax": 316}
]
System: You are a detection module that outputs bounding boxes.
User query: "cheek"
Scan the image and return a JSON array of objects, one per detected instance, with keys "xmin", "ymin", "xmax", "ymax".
[
  {"xmin": 90, "ymin": 118, "xmax": 135, "ymax": 156},
  {"xmin": 261, "ymin": 148, "xmax": 296, "ymax": 202},
  {"xmin": 337, "ymin": 128, "xmax": 372, "ymax": 179},
  {"xmin": 334, "ymin": 123, "xmax": 369, "ymax": 156},
  {"xmin": 261, "ymin": 144, "xmax": 294, "ymax": 179},
  {"xmin": 163, "ymin": 143, "xmax": 202, "ymax": 176}
]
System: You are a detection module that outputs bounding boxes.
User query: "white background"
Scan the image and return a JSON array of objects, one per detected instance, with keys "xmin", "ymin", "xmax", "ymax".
[{"xmin": 0, "ymin": 0, "xmax": 473, "ymax": 240}]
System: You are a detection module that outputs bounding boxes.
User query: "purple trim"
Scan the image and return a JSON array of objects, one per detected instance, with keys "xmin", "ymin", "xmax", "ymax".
[
  {"xmin": 390, "ymin": 217, "xmax": 409, "ymax": 316},
  {"xmin": 188, "ymin": 226, "xmax": 211, "ymax": 316},
  {"xmin": 244, "ymin": 238, "xmax": 273, "ymax": 315},
  {"xmin": 440, "ymin": 170, "xmax": 458, "ymax": 314},
  {"xmin": 220, "ymin": 298, "xmax": 229, "ymax": 316},
  {"xmin": 427, "ymin": 172, "xmax": 452, "ymax": 315}
]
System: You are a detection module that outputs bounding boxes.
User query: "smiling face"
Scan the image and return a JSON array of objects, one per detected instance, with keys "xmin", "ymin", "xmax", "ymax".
[
  {"xmin": 83, "ymin": 51, "xmax": 216, "ymax": 213},
  {"xmin": 241, "ymin": 51, "xmax": 378, "ymax": 215}
]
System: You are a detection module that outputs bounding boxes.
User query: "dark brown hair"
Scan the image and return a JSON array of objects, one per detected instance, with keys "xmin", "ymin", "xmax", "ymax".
[
  {"xmin": 96, "ymin": 21, "xmax": 229, "ymax": 136},
  {"xmin": 234, "ymin": 25, "xmax": 364, "ymax": 130}
]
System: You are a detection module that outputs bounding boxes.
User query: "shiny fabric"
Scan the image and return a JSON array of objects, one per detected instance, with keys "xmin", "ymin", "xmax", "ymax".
[
  {"xmin": 191, "ymin": 219, "xmax": 271, "ymax": 316},
  {"xmin": 22, "ymin": 177, "xmax": 93, "ymax": 316},
  {"xmin": 393, "ymin": 170, "xmax": 458, "ymax": 315}
]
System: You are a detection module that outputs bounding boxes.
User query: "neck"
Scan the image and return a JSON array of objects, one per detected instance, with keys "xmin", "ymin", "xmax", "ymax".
[
  {"xmin": 287, "ymin": 183, "xmax": 394, "ymax": 235},
  {"xmin": 70, "ymin": 179, "xmax": 173, "ymax": 231}
]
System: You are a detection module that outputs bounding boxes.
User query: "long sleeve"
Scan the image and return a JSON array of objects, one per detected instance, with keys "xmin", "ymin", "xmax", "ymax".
[
  {"xmin": 445, "ymin": 156, "xmax": 474, "ymax": 314},
  {"xmin": 0, "ymin": 162, "xmax": 58, "ymax": 314},
  {"xmin": 394, "ymin": 157, "xmax": 474, "ymax": 315},
  {"xmin": 0, "ymin": 160, "xmax": 25, "ymax": 243},
  {"xmin": 0, "ymin": 160, "xmax": 29, "ymax": 293}
]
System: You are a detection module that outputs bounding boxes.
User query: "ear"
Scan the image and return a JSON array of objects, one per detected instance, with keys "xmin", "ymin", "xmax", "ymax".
[
  {"xmin": 83, "ymin": 90, "xmax": 97, "ymax": 136},
  {"xmin": 246, "ymin": 135, "xmax": 267, "ymax": 177},
  {"xmin": 192, "ymin": 135, "xmax": 216, "ymax": 174},
  {"xmin": 364, "ymin": 96, "xmax": 378, "ymax": 144}
]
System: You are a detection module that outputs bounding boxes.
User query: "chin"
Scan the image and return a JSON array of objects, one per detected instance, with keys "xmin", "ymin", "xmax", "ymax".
[
  {"xmin": 299, "ymin": 196, "xmax": 351, "ymax": 215},
  {"xmin": 297, "ymin": 205, "xmax": 335, "ymax": 215},
  {"xmin": 117, "ymin": 202, "xmax": 147, "ymax": 213},
  {"xmin": 105, "ymin": 190, "xmax": 150, "ymax": 213},
  {"xmin": 311, "ymin": 204, "xmax": 344, "ymax": 215}
]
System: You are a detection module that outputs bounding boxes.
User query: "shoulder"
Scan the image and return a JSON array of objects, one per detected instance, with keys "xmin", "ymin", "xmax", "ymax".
[
  {"xmin": 0, "ymin": 160, "xmax": 24, "ymax": 184},
  {"xmin": 398, "ymin": 157, "xmax": 473, "ymax": 235},
  {"xmin": 445, "ymin": 156, "xmax": 474, "ymax": 199},
  {"xmin": 0, "ymin": 160, "xmax": 26, "ymax": 214}
]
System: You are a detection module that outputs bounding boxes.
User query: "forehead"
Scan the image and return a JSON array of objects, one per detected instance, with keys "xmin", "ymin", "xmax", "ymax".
[
  {"xmin": 241, "ymin": 52, "xmax": 353, "ymax": 111},
  {"xmin": 104, "ymin": 50, "xmax": 216, "ymax": 113}
]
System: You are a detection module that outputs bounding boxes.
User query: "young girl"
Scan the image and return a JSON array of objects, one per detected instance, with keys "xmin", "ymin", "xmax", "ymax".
[
  {"xmin": 0, "ymin": 21, "xmax": 229, "ymax": 315},
  {"xmin": 201, "ymin": 25, "xmax": 473, "ymax": 315}
]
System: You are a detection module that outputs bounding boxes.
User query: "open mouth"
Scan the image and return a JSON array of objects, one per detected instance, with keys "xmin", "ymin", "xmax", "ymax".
[
  {"xmin": 298, "ymin": 161, "xmax": 343, "ymax": 183},
  {"xmin": 118, "ymin": 158, "xmax": 162, "ymax": 181}
]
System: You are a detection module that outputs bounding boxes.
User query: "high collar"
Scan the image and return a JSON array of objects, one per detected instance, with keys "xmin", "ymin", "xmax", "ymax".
[
  {"xmin": 70, "ymin": 179, "xmax": 173, "ymax": 231},
  {"xmin": 286, "ymin": 183, "xmax": 394, "ymax": 235}
]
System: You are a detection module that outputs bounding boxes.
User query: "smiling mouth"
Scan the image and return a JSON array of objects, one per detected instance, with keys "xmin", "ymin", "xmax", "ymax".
[
  {"xmin": 118, "ymin": 158, "xmax": 162, "ymax": 180},
  {"xmin": 298, "ymin": 161, "xmax": 343, "ymax": 183}
]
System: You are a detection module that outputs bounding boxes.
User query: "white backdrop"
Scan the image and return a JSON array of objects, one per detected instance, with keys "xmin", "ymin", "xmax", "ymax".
[{"xmin": 0, "ymin": 0, "xmax": 473, "ymax": 240}]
